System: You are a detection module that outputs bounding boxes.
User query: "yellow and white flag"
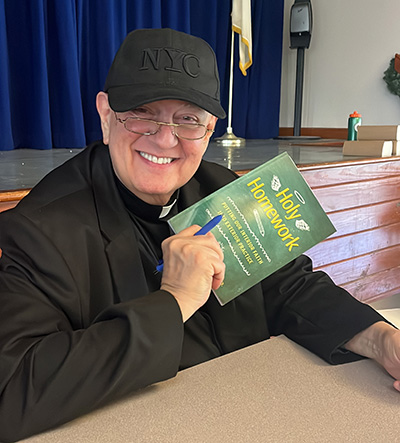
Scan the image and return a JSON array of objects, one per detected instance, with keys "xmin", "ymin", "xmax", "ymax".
[{"xmin": 231, "ymin": 0, "xmax": 252, "ymax": 76}]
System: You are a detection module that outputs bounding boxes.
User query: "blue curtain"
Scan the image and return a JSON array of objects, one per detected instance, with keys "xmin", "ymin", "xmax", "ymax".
[{"xmin": 0, "ymin": 0, "xmax": 284, "ymax": 150}]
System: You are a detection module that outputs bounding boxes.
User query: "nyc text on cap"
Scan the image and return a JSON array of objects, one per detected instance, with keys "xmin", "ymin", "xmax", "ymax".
[{"xmin": 104, "ymin": 28, "xmax": 226, "ymax": 118}]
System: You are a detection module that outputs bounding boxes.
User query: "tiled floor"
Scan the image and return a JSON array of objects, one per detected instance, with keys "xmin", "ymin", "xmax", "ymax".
[{"xmin": 0, "ymin": 148, "xmax": 82, "ymax": 191}]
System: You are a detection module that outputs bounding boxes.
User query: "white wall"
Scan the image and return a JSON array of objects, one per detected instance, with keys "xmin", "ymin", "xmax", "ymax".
[{"xmin": 279, "ymin": 0, "xmax": 400, "ymax": 129}]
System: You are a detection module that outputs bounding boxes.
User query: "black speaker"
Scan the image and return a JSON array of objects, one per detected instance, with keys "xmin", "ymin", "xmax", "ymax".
[{"xmin": 290, "ymin": 0, "xmax": 316, "ymax": 138}]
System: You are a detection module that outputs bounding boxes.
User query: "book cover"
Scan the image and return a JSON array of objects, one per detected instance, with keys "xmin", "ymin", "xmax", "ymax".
[
  {"xmin": 357, "ymin": 125, "xmax": 400, "ymax": 141},
  {"xmin": 343, "ymin": 140, "xmax": 393, "ymax": 157},
  {"xmin": 168, "ymin": 152, "xmax": 336, "ymax": 306}
]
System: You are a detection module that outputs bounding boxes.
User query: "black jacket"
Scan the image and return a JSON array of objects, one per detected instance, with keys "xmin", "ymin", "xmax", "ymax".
[{"xmin": 0, "ymin": 142, "xmax": 384, "ymax": 442}]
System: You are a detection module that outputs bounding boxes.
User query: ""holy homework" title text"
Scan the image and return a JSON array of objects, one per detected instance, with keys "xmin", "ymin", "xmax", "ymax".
[{"xmin": 247, "ymin": 177, "xmax": 301, "ymax": 251}]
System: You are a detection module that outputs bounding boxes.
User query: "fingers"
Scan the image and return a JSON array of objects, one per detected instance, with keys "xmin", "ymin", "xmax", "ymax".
[
  {"xmin": 163, "ymin": 225, "xmax": 224, "ymax": 267},
  {"xmin": 393, "ymin": 380, "xmax": 400, "ymax": 392},
  {"xmin": 160, "ymin": 226, "xmax": 225, "ymax": 322},
  {"xmin": 211, "ymin": 258, "xmax": 225, "ymax": 290}
]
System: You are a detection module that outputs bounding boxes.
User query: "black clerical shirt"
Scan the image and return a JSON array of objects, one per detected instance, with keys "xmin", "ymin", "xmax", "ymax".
[{"xmin": 115, "ymin": 177, "xmax": 223, "ymax": 367}]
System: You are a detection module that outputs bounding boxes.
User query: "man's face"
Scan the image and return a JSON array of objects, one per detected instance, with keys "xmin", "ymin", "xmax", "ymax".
[{"xmin": 97, "ymin": 94, "xmax": 217, "ymax": 206}]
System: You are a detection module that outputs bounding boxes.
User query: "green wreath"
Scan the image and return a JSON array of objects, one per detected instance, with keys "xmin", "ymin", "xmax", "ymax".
[{"xmin": 383, "ymin": 56, "xmax": 400, "ymax": 97}]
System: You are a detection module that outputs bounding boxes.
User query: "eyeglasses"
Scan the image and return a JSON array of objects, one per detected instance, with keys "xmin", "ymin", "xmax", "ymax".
[{"xmin": 114, "ymin": 112, "xmax": 214, "ymax": 141}]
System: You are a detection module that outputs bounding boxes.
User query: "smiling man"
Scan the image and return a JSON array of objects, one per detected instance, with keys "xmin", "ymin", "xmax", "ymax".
[
  {"xmin": 0, "ymin": 28, "xmax": 400, "ymax": 442},
  {"xmin": 97, "ymin": 28, "xmax": 222, "ymax": 206},
  {"xmin": 97, "ymin": 99, "xmax": 217, "ymax": 206}
]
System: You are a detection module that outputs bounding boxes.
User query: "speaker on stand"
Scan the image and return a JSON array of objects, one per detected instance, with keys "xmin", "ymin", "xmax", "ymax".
[{"xmin": 278, "ymin": 0, "xmax": 319, "ymax": 141}]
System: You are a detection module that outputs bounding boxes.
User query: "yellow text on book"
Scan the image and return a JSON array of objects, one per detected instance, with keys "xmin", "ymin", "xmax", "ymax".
[{"xmin": 247, "ymin": 178, "xmax": 300, "ymax": 251}]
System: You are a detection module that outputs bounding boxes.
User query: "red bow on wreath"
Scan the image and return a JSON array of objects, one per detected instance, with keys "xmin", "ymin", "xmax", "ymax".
[
  {"xmin": 395, "ymin": 53, "xmax": 400, "ymax": 74},
  {"xmin": 383, "ymin": 54, "xmax": 400, "ymax": 97}
]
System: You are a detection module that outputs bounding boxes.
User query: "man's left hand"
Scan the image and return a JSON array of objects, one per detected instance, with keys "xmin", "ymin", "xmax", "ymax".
[{"xmin": 345, "ymin": 321, "xmax": 400, "ymax": 391}]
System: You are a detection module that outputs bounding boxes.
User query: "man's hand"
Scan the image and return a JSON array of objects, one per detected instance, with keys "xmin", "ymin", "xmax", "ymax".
[
  {"xmin": 160, "ymin": 225, "xmax": 225, "ymax": 322},
  {"xmin": 345, "ymin": 321, "xmax": 400, "ymax": 391}
]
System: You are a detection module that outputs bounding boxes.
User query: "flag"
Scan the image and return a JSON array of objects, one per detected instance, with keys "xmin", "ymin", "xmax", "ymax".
[{"xmin": 231, "ymin": 0, "xmax": 252, "ymax": 76}]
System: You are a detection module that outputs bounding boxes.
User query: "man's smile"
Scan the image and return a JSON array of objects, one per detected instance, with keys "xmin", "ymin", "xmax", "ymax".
[{"xmin": 139, "ymin": 151, "xmax": 175, "ymax": 165}]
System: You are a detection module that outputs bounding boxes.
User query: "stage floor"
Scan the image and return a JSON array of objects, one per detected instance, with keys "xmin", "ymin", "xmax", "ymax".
[{"xmin": 0, "ymin": 138, "xmax": 350, "ymax": 192}]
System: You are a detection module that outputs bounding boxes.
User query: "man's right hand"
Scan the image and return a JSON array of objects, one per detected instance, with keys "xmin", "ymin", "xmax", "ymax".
[{"xmin": 160, "ymin": 225, "xmax": 225, "ymax": 322}]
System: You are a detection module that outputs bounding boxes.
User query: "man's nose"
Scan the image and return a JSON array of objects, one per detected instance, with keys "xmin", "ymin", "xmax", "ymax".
[{"xmin": 152, "ymin": 123, "xmax": 179, "ymax": 148}]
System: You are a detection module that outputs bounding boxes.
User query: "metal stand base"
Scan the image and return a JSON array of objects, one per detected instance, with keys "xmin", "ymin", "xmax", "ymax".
[{"xmin": 215, "ymin": 128, "xmax": 246, "ymax": 147}]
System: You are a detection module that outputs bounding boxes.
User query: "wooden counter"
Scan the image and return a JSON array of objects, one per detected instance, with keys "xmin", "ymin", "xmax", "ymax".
[
  {"xmin": 1, "ymin": 142, "xmax": 400, "ymax": 303},
  {"xmin": 299, "ymin": 156, "xmax": 400, "ymax": 303},
  {"xmin": 0, "ymin": 189, "xmax": 29, "ymax": 213}
]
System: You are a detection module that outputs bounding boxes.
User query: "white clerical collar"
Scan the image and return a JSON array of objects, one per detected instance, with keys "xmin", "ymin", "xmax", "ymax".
[{"xmin": 159, "ymin": 199, "xmax": 177, "ymax": 218}]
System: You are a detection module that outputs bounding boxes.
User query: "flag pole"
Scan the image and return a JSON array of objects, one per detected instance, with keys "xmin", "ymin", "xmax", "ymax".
[{"xmin": 215, "ymin": 30, "xmax": 246, "ymax": 147}]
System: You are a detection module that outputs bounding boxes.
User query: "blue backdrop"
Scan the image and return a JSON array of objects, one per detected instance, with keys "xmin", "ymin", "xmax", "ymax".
[{"xmin": 0, "ymin": 0, "xmax": 284, "ymax": 150}]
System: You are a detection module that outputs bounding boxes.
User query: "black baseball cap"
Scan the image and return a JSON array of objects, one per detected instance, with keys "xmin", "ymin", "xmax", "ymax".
[{"xmin": 104, "ymin": 28, "xmax": 226, "ymax": 119}]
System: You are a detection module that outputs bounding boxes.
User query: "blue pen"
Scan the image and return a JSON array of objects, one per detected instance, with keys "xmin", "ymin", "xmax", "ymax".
[{"xmin": 155, "ymin": 214, "xmax": 223, "ymax": 273}]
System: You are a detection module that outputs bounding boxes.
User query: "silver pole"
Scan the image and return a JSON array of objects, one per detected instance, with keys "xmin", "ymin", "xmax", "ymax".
[{"xmin": 215, "ymin": 30, "xmax": 245, "ymax": 146}]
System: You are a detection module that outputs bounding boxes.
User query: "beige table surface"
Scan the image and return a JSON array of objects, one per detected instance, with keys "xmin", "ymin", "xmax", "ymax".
[{"xmin": 22, "ymin": 336, "xmax": 399, "ymax": 443}]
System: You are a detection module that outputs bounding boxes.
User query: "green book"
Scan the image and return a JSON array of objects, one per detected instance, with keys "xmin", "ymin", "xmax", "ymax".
[{"xmin": 168, "ymin": 152, "xmax": 336, "ymax": 306}]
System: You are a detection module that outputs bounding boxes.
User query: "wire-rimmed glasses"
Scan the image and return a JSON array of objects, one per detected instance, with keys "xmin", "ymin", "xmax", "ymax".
[{"xmin": 114, "ymin": 112, "xmax": 214, "ymax": 140}]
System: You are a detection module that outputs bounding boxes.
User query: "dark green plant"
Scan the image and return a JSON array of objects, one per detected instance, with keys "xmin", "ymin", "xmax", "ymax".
[{"xmin": 383, "ymin": 57, "xmax": 400, "ymax": 97}]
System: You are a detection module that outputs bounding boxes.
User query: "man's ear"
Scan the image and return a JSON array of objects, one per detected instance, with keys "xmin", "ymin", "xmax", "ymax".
[
  {"xmin": 206, "ymin": 116, "xmax": 218, "ymax": 140},
  {"xmin": 208, "ymin": 116, "xmax": 218, "ymax": 129},
  {"xmin": 96, "ymin": 92, "xmax": 112, "ymax": 145}
]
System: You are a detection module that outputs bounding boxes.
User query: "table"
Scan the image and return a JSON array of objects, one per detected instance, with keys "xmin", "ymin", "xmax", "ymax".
[{"xmin": 21, "ymin": 336, "xmax": 399, "ymax": 443}]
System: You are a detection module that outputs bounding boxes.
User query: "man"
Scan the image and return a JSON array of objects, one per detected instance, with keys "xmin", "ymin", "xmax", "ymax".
[{"xmin": 0, "ymin": 28, "xmax": 399, "ymax": 442}]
